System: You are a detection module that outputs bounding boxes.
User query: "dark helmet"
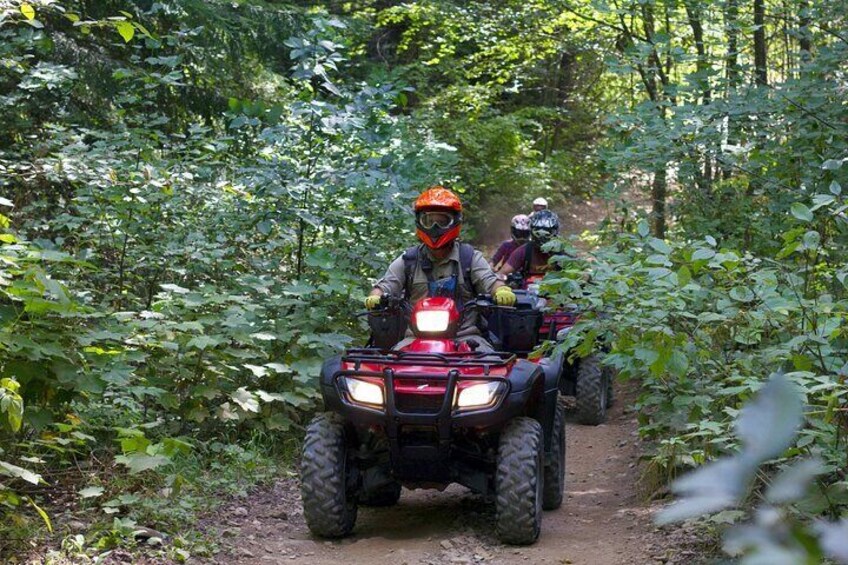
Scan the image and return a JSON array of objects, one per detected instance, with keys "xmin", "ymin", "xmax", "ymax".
[{"xmin": 530, "ymin": 210, "xmax": 559, "ymax": 247}]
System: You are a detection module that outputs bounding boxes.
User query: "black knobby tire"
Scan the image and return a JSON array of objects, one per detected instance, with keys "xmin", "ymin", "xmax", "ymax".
[
  {"xmin": 575, "ymin": 354, "xmax": 608, "ymax": 425},
  {"xmin": 604, "ymin": 365, "xmax": 616, "ymax": 408},
  {"xmin": 496, "ymin": 417, "xmax": 544, "ymax": 545},
  {"xmin": 300, "ymin": 412, "xmax": 357, "ymax": 538},
  {"xmin": 359, "ymin": 482, "xmax": 402, "ymax": 507},
  {"xmin": 542, "ymin": 401, "xmax": 566, "ymax": 510}
]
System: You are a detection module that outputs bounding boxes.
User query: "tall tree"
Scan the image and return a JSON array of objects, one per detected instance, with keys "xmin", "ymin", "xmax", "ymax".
[
  {"xmin": 798, "ymin": 0, "xmax": 812, "ymax": 58},
  {"xmin": 640, "ymin": 1, "xmax": 669, "ymax": 238},
  {"xmin": 684, "ymin": 0, "xmax": 711, "ymax": 104},
  {"xmin": 753, "ymin": 0, "xmax": 768, "ymax": 85},
  {"xmin": 725, "ymin": 0, "xmax": 741, "ymax": 90}
]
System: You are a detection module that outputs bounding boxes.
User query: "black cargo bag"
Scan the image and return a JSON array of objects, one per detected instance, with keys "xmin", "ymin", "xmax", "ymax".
[
  {"xmin": 367, "ymin": 310, "xmax": 409, "ymax": 350},
  {"xmin": 487, "ymin": 308, "xmax": 543, "ymax": 353}
]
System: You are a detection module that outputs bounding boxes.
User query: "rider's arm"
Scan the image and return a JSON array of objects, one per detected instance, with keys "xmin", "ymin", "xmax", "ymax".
[
  {"xmin": 469, "ymin": 249, "xmax": 504, "ymax": 294},
  {"xmin": 490, "ymin": 241, "xmax": 508, "ymax": 269},
  {"xmin": 371, "ymin": 255, "xmax": 405, "ymax": 298},
  {"xmin": 497, "ymin": 245, "xmax": 524, "ymax": 277}
]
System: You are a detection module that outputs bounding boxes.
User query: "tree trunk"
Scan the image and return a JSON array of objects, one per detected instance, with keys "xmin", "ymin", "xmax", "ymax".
[
  {"xmin": 685, "ymin": 1, "xmax": 711, "ymax": 104},
  {"xmin": 725, "ymin": 0, "xmax": 740, "ymax": 90},
  {"xmin": 685, "ymin": 0, "xmax": 713, "ymax": 191},
  {"xmin": 799, "ymin": 0, "xmax": 812, "ymax": 59},
  {"xmin": 721, "ymin": 0, "xmax": 741, "ymax": 180},
  {"xmin": 754, "ymin": 0, "xmax": 768, "ymax": 85},
  {"xmin": 641, "ymin": 2, "xmax": 670, "ymax": 235},
  {"xmin": 651, "ymin": 167, "xmax": 667, "ymax": 238}
]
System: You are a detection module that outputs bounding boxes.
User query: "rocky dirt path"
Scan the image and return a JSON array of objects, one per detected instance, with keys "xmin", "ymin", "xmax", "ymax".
[{"xmin": 199, "ymin": 383, "xmax": 696, "ymax": 565}]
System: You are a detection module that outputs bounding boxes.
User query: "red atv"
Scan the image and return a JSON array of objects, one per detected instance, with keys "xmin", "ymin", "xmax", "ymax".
[
  {"xmin": 504, "ymin": 274, "xmax": 613, "ymax": 425},
  {"xmin": 301, "ymin": 294, "xmax": 565, "ymax": 545}
]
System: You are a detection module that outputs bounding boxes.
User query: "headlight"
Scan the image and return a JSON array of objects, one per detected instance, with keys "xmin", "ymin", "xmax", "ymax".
[
  {"xmin": 345, "ymin": 378, "xmax": 384, "ymax": 407},
  {"xmin": 456, "ymin": 382, "xmax": 505, "ymax": 409},
  {"xmin": 415, "ymin": 310, "xmax": 450, "ymax": 333}
]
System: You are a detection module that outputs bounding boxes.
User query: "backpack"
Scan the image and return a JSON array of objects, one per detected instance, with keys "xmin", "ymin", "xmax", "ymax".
[{"xmin": 402, "ymin": 242, "xmax": 475, "ymax": 302}]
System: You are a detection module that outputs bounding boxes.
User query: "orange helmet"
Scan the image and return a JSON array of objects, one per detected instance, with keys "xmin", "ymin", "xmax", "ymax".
[{"xmin": 413, "ymin": 186, "xmax": 463, "ymax": 249}]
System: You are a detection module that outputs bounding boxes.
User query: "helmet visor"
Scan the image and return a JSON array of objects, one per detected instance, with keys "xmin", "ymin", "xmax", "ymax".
[
  {"xmin": 532, "ymin": 228, "xmax": 554, "ymax": 242},
  {"xmin": 512, "ymin": 228, "xmax": 530, "ymax": 241},
  {"xmin": 417, "ymin": 211, "xmax": 457, "ymax": 230}
]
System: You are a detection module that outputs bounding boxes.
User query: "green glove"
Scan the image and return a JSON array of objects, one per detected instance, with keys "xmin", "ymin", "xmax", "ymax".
[
  {"xmin": 364, "ymin": 295, "xmax": 382, "ymax": 310},
  {"xmin": 494, "ymin": 285, "xmax": 516, "ymax": 306}
]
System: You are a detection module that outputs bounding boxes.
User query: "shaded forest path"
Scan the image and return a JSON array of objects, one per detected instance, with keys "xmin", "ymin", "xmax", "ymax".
[
  {"xmin": 200, "ymin": 383, "xmax": 693, "ymax": 565},
  {"xmin": 197, "ymin": 193, "xmax": 693, "ymax": 565}
]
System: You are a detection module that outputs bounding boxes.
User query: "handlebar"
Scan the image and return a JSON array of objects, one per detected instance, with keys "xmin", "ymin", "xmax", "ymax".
[
  {"xmin": 358, "ymin": 294, "xmax": 410, "ymax": 317},
  {"xmin": 361, "ymin": 293, "xmax": 516, "ymax": 315},
  {"xmin": 463, "ymin": 294, "xmax": 515, "ymax": 312},
  {"xmin": 505, "ymin": 272, "xmax": 525, "ymax": 289}
]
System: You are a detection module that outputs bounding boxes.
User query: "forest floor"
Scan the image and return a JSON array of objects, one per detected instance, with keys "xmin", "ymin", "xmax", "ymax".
[{"xmin": 197, "ymin": 382, "xmax": 706, "ymax": 565}]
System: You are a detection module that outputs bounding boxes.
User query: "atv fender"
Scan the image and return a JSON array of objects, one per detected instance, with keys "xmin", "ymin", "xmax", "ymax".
[
  {"xmin": 538, "ymin": 350, "xmax": 564, "ymax": 393},
  {"xmin": 506, "ymin": 358, "xmax": 543, "ymax": 393},
  {"xmin": 320, "ymin": 355, "xmax": 344, "ymax": 411},
  {"xmin": 536, "ymin": 352, "xmax": 564, "ymax": 452},
  {"xmin": 508, "ymin": 358, "xmax": 559, "ymax": 452}
]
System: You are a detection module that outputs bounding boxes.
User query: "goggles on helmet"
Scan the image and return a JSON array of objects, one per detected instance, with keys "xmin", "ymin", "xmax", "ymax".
[
  {"xmin": 417, "ymin": 210, "xmax": 457, "ymax": 230},
  {"xmin": 532, "ymin": 228, "xmax": 555, "ymax": 241}
]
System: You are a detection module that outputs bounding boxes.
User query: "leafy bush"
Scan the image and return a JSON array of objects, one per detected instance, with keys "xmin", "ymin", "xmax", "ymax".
[
  {"xmin": 658, "ymin": 373, "xmax": 848, "ymax": 564},
  {"xmin": 0, "ymin": 2, "xmax": 455, "ymax": 552}
]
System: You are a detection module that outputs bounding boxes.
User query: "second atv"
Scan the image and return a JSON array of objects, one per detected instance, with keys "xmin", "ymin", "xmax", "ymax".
[{"xmin": 503, "ymin": 273, "xmax": 613, "ymax": 425}]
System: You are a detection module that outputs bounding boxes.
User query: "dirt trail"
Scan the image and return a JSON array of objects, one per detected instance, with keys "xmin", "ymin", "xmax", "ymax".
[{"xmin": 201, "ymin": 383, "xmax": 691, "ymax": 565}]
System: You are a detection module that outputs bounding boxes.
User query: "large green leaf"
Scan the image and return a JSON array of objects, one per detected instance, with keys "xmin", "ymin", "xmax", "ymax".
[
  {"xmin": 0, "ymin": 460, "xmax": 42, "ymax": 485},
  {"xmin": 790, "ymin": 203, "xmax": 813, "ymax": 222},
  {"xmin": 114, "ymin": 453, "xmax": 171, "ymax": 474}
]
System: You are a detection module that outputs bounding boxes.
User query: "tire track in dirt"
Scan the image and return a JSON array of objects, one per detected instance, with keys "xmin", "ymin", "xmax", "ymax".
[{"xmin": 200, "ymin": 382, "xmax": 694, "ymax": 565}]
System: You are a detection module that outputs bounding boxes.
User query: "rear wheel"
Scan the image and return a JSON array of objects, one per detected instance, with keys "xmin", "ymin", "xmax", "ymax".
[
  {"xmin": 542, "ymin": 402, "xmax": 566, "ymax": 510},
  {"xmin": 496, "ymin": 417, "xmax": 543, "ymax": 545},
  {"xmin": 300, "ymin": 413, "xmax": 357, "ymax": 538},
  {"xmin": 359, "ymin": 482, "xmax": 401, "ymax": 507},
  {"xmin": 575, "ymin": 354, "xmax": 607, "ymax": 425}
]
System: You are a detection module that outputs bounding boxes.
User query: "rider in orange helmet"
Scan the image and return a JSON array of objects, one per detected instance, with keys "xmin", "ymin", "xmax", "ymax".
[
  {"xmin": 365, "ymin": 186, "xmax": 516, "ymax": 348},
  {"xmin": 412, "ymin": 186, "xmax": 464, "ymax": 250}
]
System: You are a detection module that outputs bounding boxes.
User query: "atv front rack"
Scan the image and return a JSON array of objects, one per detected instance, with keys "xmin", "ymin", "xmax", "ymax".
[
  {"xmin": 342, "ymin": 348, "xmax": 516, "ymax": 375},
  {"xmin": 333, "ymin": 366, "xmax": 511, "ymax": 465}
]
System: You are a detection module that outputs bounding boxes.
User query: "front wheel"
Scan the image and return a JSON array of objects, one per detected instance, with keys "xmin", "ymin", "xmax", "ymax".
[
  {"xmin": 575, "ymin": 354, "xmax": 608, "ymax": 425},
  {"xmin": 542, "ymin": 401, "xmax": 566, "ymax": 510},
  {"xmin": 300, "ymin": 413, "xmax": 357, "ymax": 538},
  {"xmin": 496, "ymin": 417, "xmax": 544, "ymax": 545}
]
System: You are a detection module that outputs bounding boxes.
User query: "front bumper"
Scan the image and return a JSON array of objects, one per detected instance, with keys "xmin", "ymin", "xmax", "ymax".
[
  {"xmin": 319, "ymin": 353, "xmax": 551, "ymax": 486},
  {"xmin": 323, "ymin": 368, "xmax": 534, "ymax": 450}
]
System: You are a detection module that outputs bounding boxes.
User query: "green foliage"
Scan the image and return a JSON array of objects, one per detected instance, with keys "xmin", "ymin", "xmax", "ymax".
[
  {"xmin": 658, "ymin": 374, "xmax": 848, "ymax": 564},
  {"xmin": 549, "ymin": 211, "xmax": 848, "ymax": 467},
  {"xmin": 354, "ymin": 0, "xmax": 610, "ymax": 215},
  {"xmin": 3, "ymin": 0, "xmax": 848, "ymax": 558},
  {"xmin": 0, "ymin": 1, "xmax": 454, "ymax": 555},
  {"xmin": 544, "ymin": 197, "xmax": 848, "ymax": 553}
]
